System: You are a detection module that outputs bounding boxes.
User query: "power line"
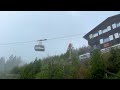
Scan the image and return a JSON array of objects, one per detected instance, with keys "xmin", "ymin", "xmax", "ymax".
[
  {"xmin": 0, "ymin": 40, "xmax": 36, "ymax": 45},
  {"xmin": 0, "ymin": 33, "xmax": 87, "ymax": 46},
  {"xmin": 46, "ymin": 33, "xmax": 86, "ymax": 41}
]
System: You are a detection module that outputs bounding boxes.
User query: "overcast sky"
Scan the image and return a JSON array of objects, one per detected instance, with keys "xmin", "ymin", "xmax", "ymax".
[{"xmin": 0, "ymin": 11, "xmax": 120, "ymax": 63}]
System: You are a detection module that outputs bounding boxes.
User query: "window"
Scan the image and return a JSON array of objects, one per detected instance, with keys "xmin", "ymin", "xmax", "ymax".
[
  {"xmin": 99, "ymin": 30, "xmax": 102, "ymax": 35},
  {"xmin": 119, "ymin": 33, "xmax": 120, "ymax": 37},
  {"xmin": 89, "ymin": 34, "xmax": 93, "ymax": 39},
  {"xmin": 93, "ymin": 33, "xmax": 98, "ymax": 37},
  {"xmin": 103, "ymin": 28, "xmax": 108, "ymax": 33},
  {"xmin": 107, "ymin": 26, "xmax": 111, "ymax": 31},
  {"xmin": 112, "ymin": 23, "xmax": 117, "ymax": 29},
  {"xmin": 109, "ymin": 35, "xmax": 113, "ymax": 40},
  {"xmin": 119, "ymin": 22, "xmax": 120, "ymax": 26},
  {"xmin": 117, "ymin": 22, "xmax": 120, "ymax": 27},
  {"xmin": 114, "ymin": 33, "xmax": 119, "ymax": 39},
  {"xmin": 100, "ymin": 39, "xmax": 103, "ymax": 44},
  {"xmin": 104, "ymin": 37, "xmax": 110, "ymax": 43}
]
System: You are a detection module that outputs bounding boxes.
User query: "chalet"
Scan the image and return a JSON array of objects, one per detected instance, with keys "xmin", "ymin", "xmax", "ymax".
[
  {"xmin": 84, "ymin": 14, "xmax": 120, "ymax": 50},
  {"xmin": 80, "ymin": 14, "xmax": 120, "ymax": 60}
]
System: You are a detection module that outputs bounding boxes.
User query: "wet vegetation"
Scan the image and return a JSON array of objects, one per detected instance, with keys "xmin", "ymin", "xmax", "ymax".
[{"xmin": 7, "ymin": 46, "xmax": 120, "ymax": 79}]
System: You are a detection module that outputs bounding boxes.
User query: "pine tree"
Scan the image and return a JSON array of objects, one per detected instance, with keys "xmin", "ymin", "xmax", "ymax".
[{"xmin": 90, "ymin": 50, "xmax": 105, "ymax": 79}]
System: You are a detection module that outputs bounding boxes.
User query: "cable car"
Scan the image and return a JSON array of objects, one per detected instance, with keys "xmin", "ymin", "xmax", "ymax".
[{"xmin": 34, "ymin": 40, "xmax": 45, "ymax": 51}]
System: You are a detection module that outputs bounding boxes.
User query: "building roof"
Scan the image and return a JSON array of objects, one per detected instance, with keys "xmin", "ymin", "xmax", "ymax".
[{"xmin": 83, "ymin": 14, "xmax": 120, "ymax": 40}]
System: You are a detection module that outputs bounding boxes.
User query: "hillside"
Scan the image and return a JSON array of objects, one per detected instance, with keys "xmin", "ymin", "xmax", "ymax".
[{"xmin": 10, "ymin": 46, "xmax": 120, "ymax": 79}]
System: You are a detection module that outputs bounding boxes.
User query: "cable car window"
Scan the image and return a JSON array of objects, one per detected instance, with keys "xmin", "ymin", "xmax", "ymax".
[{"xmin": 34, "ymin": 45, "xmax": 45, "ymax": 51}]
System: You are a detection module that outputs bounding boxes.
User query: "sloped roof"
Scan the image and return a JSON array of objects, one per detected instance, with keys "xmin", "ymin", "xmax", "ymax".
[{"xmin": 83, "ymin": 14, "xmax": 120, "ymax": 40}]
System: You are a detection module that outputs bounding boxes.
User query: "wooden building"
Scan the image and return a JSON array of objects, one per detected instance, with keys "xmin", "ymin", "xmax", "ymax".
[
  {"xmin": 80, "ymin": 14, "xmax": 120, "ymax": 60},
  {"xmin": 84, "ymin": 14, "xmax": 120, "ymax": 50}
]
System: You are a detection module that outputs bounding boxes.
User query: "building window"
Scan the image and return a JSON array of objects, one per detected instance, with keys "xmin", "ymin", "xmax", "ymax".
[
  {"xmin": 109, "ymin": 35, "xmax": 114, "ymax": 40},
  {"xmin": 104, "ymin": 37, "xmax": 110, "ymax": 43},
  {"xmin": 117, "ymin": 22, "xmax": 120, "ymax": 27},
  {"xmin": 100, "ymin": 39, "xmax": 103, "ymax": 44},
  {"xmin": 118, "ymin": 22, "xmax": 120, "ymax": 27},
  {"xmin": 103, "ymin": 28, "xmax": 108, "ymax": 33},
  {"xmin": 112, "ymin": 23, "xmax": 117, "ymax": 29},
  {"xmin": 99, "ymin": 30, "xmax": 102, "ymax": 35},
  {"xmin": 89, "ymin": 34, "xmax": 93, "ymax": 39},
  {"xmin": 119, "ymin": 33, "xmax": 120, "ymax": 37},
  {"xmin": 93, "ymin": 32, "xmax": 98, "ymax": 37},
  {"xmin": 107, "ymin": 26, "xmax": 111, "ymax": 31},
  {"xmin": 114, "ymin": 33, "xmax": 119, "ymax": 39},
  {"xmin": 117, "ymin": 23, "xmax": 120, "ymax": 27}
]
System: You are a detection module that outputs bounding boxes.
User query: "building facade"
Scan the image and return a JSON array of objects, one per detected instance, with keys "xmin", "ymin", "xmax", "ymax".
[
  {"xmin": 79, "ymin": 14, "xmax": 120, "ymax": 60},
  {"xmin": 84, "ymin": 14, "xmax": 120, "ymax": 50}
]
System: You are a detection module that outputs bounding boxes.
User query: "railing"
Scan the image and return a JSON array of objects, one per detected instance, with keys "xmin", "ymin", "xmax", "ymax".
[
  {"xmin": 79, "ymin": 53, "xmax": 90, "ymax": 60},
  {"xmin": 79, "ymin": 43, "xmax": 120, "ymax": 60}
]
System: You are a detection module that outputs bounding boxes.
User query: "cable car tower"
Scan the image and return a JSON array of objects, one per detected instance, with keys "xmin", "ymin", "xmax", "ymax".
[
  {"xmin": 34, "ymin": 39, "xmax": 47, "ymax": 52},
  {"xmin": 68, "ymin": 43, "xmax": 73, "ymax": 60}
]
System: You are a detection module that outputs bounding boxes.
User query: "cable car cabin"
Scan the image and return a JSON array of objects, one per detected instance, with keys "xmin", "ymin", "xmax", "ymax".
[{"xmin": 34, "ymin": 45, "xmax": 45, "ymax": 51}]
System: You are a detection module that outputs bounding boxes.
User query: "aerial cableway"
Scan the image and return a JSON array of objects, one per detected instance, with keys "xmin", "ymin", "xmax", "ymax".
[
  {"xmin": 0, "ymin": 33, "xmax": 86, "ymax": 52},
  {"xmin": 34, "ymin": 39, "xmax": 47, "ymax": 52}
]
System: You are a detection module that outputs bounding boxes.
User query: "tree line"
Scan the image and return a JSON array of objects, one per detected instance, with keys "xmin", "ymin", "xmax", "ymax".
[
  {"xmin": 10, "ymin": 46, "xmax": 120, "ymax": 79},
  {"xmin": 0, "ymin": 55, "xmax": 25, "ymax": 79}
]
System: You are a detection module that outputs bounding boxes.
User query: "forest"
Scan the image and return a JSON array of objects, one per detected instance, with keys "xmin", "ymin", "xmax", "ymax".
[
  {"xmin": 7, "ymin": 45, "xmax": 120, "ymax": 79},
  {"xmin": 0, "ymin": 55, "xmax": 25, "ymax": 79}
]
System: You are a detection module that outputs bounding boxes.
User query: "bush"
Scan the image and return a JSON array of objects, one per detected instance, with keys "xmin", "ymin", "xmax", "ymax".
[{"xmin": 107, "ymin": 48, "xmax": 120, "ymax": 73}]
